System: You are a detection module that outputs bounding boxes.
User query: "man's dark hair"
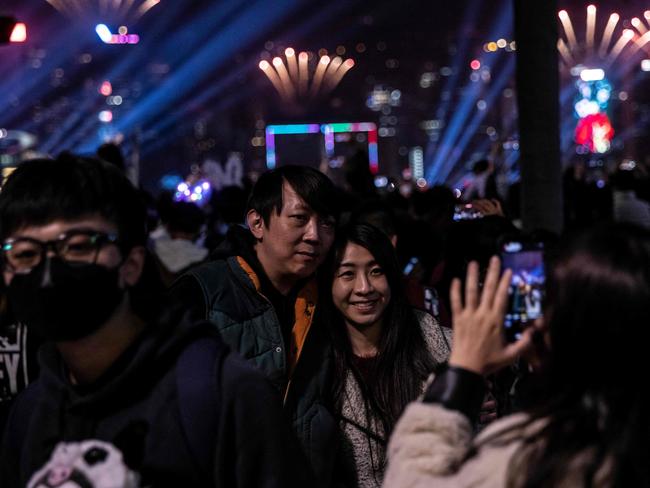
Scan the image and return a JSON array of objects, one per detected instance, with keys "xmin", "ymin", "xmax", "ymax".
[
  {"xmin": 350, "ymin": 200, "xmax": 397, "ymax": 238},
  {"xmin": 97, "ymin": 142, "xmax": 126, "ymax": 172},
  {"xmin": 163, "ymin": 201, "xmax": 205, "ymax": 237},
  {"xmin": 472, "ymin": 159, "xmax": 489, "ymax": 175},
  {"xmin": 247, "ymin": 165, "xmax": 339, "ymax": 226},
  {"xmin": 0, "ymin": 153, "xmax": 146, "ymax": 251}
]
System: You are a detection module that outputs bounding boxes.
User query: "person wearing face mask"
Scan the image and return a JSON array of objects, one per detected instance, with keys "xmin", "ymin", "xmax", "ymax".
[
  {"xmin": 319, "ymin": 223, "xmax": 452, "ymax": 488},
  {"xmin": 0, "ymin": 154, "xmax": 310, "ymax": 488}
]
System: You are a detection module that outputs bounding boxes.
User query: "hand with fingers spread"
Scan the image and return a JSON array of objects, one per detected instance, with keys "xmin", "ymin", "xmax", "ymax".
[
  {"xmin": 470, "ymin": 199, "xmax": 504, "ymax": 218},
  {"xmin": 448, "ymin": 256, "xmax": 534, "ymax": 376}
]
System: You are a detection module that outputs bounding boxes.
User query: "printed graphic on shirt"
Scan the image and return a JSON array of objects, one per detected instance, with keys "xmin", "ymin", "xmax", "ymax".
[
  {"xmin": 0, "ymin": 322, "xmax": 30, "ymax": 403},
  {"xmin": 27, "ymin": 440, "xmax": 140, "ymax": 488}
]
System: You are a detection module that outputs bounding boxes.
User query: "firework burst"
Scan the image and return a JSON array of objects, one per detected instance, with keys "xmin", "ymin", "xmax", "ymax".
[
  {"xmin": 45, "ymin": 0, "xmax": 161, "ymax": 23},
  {"xmin": 259, "ymin": 47, "xmax": 355, "ymax": 105},
  {"xmin": 557, "ymin": 5, "xmax": 650, "ymax": 70}
]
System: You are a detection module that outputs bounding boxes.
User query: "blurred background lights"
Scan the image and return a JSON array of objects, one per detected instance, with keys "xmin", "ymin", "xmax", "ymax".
[
  {"xmin": 99, "ymin": 81, "xmax": 112, "ymax": 96},
  {"xmin": 174, "ymin": 180, "xmax": 212, "ymax": 206},
  {"xmin": 98, "ymin": 110, "xmax": 113, "ymax": 123},
  {"xmin": 112, "ymin": 34, "xmax": 140, "ymax": 44},
  {"xmin": 374, "ymin": 175, "xmax": 388, "ymax": 188},
  {"xmin": 555, "ymin": 5, "xmax": 649, "ymax": 156},
  {"xmin": 95, "ymin": 24, "xmax": 140, "ymax": 44},
  {"xmin": 470, "ymin": 59, "xmax": 481, "ymax": 70},
  {"xmin": 580, "ymin": 68, "xmax": 605, "ymax": 81},
  {"xmin": 95, "ymin": 24, "xmax": 112, "ymax": 43},
  {"xmin": 409, "ymin": 146, "xmax": 424, "ymax": 180},
  {"xmin": 9, "ymin": 22, "xmax": 27, "ymax": 43},
  {"xmin": 49, "ymin": 0, "xmax": 161, "ymax": 23}
]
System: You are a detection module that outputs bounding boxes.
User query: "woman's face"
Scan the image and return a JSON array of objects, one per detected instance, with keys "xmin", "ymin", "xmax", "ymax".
[{"xmin": 331, "ymin": 242, "xmax": 391, "ymax": 330}]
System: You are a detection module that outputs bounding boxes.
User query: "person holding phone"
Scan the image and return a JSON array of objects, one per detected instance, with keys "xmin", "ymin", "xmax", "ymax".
[
  {"xmin": 500, "ymin": 240, "xmax": 546, "ymax": 343},
  {"xmin": 384, "ymin": 223, "xmax": 650, "ymax": 487},
  {"xmin": 321, "ymin": 223, "xmax": 451, "ymax": 488}
]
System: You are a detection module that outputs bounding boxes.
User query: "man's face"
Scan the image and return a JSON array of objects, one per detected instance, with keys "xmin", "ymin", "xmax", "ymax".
[
  {"xmin": 3, "ymin": 217, "xmax": 124, "ymax": 286},
  {"xmin": 250, "ymin": 182, "xmax": 335, "ymax": 291}
]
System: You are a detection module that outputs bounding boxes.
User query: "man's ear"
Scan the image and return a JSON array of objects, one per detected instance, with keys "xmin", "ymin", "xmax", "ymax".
[
  {"xmin": 120, "ymin": 246, "xmax": 146, "ymax": 287},
  {"xmin": 247, "ymin": 209, "xmax": 265, "ymax": 240}
]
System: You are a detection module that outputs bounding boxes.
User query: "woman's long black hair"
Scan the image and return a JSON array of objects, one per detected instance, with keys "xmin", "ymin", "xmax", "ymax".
[
  {"xmin": 504, "ymin": 223, "xmax": 650, "ymax": 487},
  {"xmin": 321, "ymin": 223, "xmax": 436, "ymax": 443}
]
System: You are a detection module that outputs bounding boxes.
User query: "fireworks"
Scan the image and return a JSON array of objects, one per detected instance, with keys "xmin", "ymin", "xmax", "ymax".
[
  {"xmin": 555, "ymin": 5, "xmax": 650, "ymax": 155},
  {"xmin": 45, "ymin": 0, "xmax": 161, "ymax": 23},
  {"xmin": 259, "ymin": 47, "xmax": 355, "ymax": 104},
  {"xmin": 557, "ymin": 5, "xmax": 650, "ymax": 69}
]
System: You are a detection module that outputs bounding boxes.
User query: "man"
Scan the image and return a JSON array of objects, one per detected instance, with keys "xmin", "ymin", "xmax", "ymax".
[
  {"xmin": 174, "ymin": 165, "xmax": 340, "ymax": 485},
  {"xmin": 0, "ymin": 154, "xmax": 307, "ymax": 487}
]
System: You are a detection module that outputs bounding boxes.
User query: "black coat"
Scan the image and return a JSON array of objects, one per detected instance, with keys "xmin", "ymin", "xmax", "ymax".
[
  {"xmin": 0, "ymin": 312, "xmax": 310, "ymax": 487},
  {"xmin": 173, "ymin": 225, "xmax": 339, "ymax": 487}
]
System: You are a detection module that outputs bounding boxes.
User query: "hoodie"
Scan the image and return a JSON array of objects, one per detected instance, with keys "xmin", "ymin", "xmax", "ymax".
[{"xmin": 0, "ymin": 305, "xmax": 311, "ymax": 488}]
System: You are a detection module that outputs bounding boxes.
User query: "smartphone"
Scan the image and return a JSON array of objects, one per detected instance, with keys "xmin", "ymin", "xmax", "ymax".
[
  {"xmin": 403, "ymin": 256, "xmax": 419, "ymax": 276},
  {"xmin": 453, "ymin": 203, "xmax": 483, "ymax": 222},
  {"xmin": 500, "ymin": 240, "xmax": 545, "ymax": 342}
]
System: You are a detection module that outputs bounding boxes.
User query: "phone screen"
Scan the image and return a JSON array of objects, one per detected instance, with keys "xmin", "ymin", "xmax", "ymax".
[
  {"xmin": 501, "ymin": 241, "xmax": 545, "ymax": 342},
  {"xmin": 453, "ymin": 204, "xmax": 483, "ymax": 221}
]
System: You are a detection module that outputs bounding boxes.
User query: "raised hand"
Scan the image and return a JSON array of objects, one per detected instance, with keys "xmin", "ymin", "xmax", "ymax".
[
  {"xmin": 448, "ymin": 256, "xmax": 533, "ymax": 376},
  {"xmin": 470, "ymin": 199, "xmax": 504, "ymax": 217}
]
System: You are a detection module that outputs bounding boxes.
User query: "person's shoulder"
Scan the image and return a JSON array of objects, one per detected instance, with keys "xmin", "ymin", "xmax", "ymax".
[
  {"xmin": 475, "ymin": 411, "xmax": 539, "ymax": 444},
  {"xmin": 174, "ymin": 257, "xmax": 244, "ymax": 299},
  {"xmin": 413, "ymin": 309, "xmax": 452, "ymax": 361},
  {"xmin": 186, "ymin": 256, "xmax": 233, "ymax": 277}
]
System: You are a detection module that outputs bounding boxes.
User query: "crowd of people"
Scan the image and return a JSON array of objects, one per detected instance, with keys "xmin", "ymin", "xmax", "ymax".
[{"xmin": 0, "ymin": 148, "xmax": 649, "ymax": 487}]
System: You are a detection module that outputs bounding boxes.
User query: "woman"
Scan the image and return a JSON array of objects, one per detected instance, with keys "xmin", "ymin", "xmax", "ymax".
[
  {"xmin": 384, "ymin": 223, "xmax": 650, "ymax": 487},
  {"xmin": 322, "ymin": 223, "xmax": 451, "ymax": 487}
]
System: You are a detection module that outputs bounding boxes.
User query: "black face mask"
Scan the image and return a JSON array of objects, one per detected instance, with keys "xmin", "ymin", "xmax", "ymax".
[{"xmin": 7, "ymin": 257, "xmax": 125, "ymax": 342}]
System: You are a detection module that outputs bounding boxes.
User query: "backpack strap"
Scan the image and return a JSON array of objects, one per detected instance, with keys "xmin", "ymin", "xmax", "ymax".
[{"xmin": 176, "ymin": 335, "xmax": 226, "ymax": 483}]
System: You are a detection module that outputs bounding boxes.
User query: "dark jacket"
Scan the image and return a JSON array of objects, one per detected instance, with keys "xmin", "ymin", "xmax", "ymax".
[
  {"xmin": 0, "ymin": 308, "xmax": 309, "ymax": 488},
  {"xmin": 173, "ymin": 225, "xmax": 338, "ymax": 486}
]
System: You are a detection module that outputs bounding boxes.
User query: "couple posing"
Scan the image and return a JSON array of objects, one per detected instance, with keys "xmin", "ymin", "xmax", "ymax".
[
  {"xmin": 176, "ymin": 164, "xmax": 452, "ymax": 487},
  {"xmin": 0, "ymin": 160, "xmax": 450, "ymax": 488}
]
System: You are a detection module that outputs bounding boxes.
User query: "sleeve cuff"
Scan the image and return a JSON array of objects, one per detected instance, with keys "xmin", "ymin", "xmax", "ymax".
[{"xmin": 422, "ymin": 364, "xmax": 486, "ymax": 423}]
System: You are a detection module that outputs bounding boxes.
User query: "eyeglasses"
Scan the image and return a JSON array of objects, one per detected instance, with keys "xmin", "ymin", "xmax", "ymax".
[{"xmin": 2, "ymin": 230, "xmax": 119, "ymax": 274}]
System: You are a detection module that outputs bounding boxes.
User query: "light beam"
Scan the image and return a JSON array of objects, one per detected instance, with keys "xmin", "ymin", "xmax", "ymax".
[
  {"xmin": 599, "ymin": 13, "xmax": 619, "ymax": 57},
  {"xmin": 309, "ymin": 55, "xmax": 330, "ymax": 98},
  {"xmin": 586, "ymin": 5, "xmax": 596, "ymax": 53},
  {"xmin": 559, "ymin": 10, "xmax": 579, "ymax": 52},
  {"xmin": 298, "ymin": 51, "xmax": 309, "ymax": 97}
]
